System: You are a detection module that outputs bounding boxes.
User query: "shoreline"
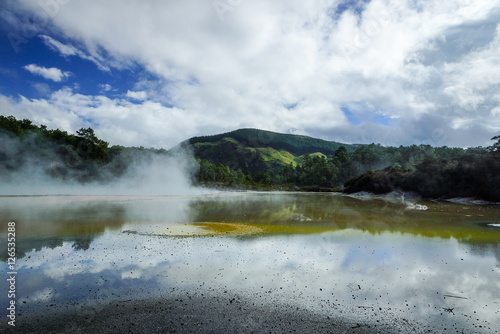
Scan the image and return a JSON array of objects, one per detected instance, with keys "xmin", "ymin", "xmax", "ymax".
[{"xmin": 1, "ymin": 189, "xmax": 499, "ymax": 206}]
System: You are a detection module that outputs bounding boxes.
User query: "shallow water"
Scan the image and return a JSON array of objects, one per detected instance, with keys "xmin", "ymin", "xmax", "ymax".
[{"xmin": 1, "ymin": 192, "xmax": 499, "ymax": 332}]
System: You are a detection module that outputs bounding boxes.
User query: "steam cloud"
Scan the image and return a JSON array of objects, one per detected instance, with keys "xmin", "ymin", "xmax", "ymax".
[{"xmin": 0, "ymin": 132, "xmax": 204, "ymax": 196}]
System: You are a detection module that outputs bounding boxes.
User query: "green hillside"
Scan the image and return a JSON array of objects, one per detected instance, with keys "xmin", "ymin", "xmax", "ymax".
[
  {"xmin": 188, "ymin": 128, "xmax": 361, "ymax": 175},
  {"xmin": 187, "ymin": 128, "xmax": 496, "ymax": 194},
  {"xmin": 189, "ymin": 128, "xmax": 361, "ymax": 156}
]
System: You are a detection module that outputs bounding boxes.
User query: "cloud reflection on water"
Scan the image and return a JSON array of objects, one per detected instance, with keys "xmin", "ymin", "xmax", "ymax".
[{"xmin": 1, "ymin": 193, "xmax": 499, "ymax": 331}]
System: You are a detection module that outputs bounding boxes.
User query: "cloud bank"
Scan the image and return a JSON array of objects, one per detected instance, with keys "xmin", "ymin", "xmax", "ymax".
[{"xmin": 1, "ymin": 0, "xmax": 500, "ymax": 148}]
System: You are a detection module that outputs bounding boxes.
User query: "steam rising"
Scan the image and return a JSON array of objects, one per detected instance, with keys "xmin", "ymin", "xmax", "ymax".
[{"xmin": 0, "ymin": 132, "xmax": 204, "ymax": 196}]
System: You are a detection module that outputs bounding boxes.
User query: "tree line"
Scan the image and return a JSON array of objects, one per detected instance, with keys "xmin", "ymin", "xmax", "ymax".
[
  {"xmin": 195, "ymin": 140, "xmax": 495, "ymax": 190},
  {"xmin": 343, "ymin": 136, "xmax": 500, "ymax": 201}
]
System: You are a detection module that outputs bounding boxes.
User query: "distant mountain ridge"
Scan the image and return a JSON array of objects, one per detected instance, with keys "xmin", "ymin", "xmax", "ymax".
[
  {"xmin": 187, "ymin": 128, "xmax": 362, "ymax": 175},
  {"xmin": 189, "ymin": 128, "xmax": 361, "ymax": 156}
]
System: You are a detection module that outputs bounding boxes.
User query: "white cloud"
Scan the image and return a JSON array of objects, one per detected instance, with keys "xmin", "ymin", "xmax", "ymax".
[
  {"xmin": 99, "ymin": 83, "xmax": 117, "ymax": 94},
  {"xmin": 39, "ymin": 35, "xmax": 111, "ymax": 72},
  {"xmin": 31, "ymin": 82, "xmax": 51, "ymax": 95},
  {"xmin": 100, "ymin": 84, "xmax": 112, "ymax": 92},
  {"xmin": 5, "ymin": 0, "xmax": 500, "ymax": 146},
  {"xmin": 0, "ymin": 89, "xmax": 197, "ymax": 148},
  {"xmin": 23, "ymin": 64, "xmax": 71, "ymax": 82},
  {"xmin": 39, "ymin": 34, "xmax": 79, "ymax": 57},
  {"xmin": 126, "ymin": 90, "xmax": 147, "ymax": 101}
]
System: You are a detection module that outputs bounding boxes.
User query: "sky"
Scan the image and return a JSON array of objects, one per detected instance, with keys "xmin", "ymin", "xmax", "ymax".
[{"xmin": 0, "ymin": 0, "xmax": 499, "ymax": 149}]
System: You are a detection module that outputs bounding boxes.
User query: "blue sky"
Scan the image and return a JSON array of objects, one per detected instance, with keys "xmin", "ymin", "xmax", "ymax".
[
  {"xmin": 1, "ymin": 0, "xmax": 499, "ymax": 149},
  {"xmin": 2, "ymin": 36, "xmax": 109, "ymax": 97}
]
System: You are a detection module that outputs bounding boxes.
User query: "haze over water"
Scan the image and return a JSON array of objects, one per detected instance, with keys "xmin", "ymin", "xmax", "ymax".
[{"xmin": 1, "ymin": 192, "xmax": 499, "ymax": 332}]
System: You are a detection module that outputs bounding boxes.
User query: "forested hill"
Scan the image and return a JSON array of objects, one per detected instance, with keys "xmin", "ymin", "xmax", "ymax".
[
  {"xmin": 187, "ymin": 126, "xmax": 499, "ymax": 200},
  {"xmin": 188, "ymin": 128, "xmax": 363, "ymax": 156},
  {"xmin": 187, "ymin": 128, "xmax": 365, "ymax": 180}
]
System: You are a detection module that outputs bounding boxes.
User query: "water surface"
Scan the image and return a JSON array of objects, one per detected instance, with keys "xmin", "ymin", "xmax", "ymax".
[{"xmin": 1, "ymin": 192, "xmax": 499, "ymax": 332}]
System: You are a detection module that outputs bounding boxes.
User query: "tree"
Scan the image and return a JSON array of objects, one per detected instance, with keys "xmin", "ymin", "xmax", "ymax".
[
  {"xmin": 76, "ymin": 127, "xmax": 109, "ymax": 161},
  {"xmin": 0, "ymin": 115, "xmax": 22, "ymax": 135},
  {"xmin": 77, "ymin": 127, "xmax": 99, "ymax": 144},
  {"xmin": 488, "ymin": 135, "xmax": 500, "ymax": 154},
  {"xmin": 302, "ymin": 152, "xmax": 312, "ymax": 170},
  {"xmin": 334, "ymin": 146, "xmax": 348, "ymax": 163},
  {"xmin": 281, "ymin": 162, "xmax": 296, "ymax": 183},
  {"xmin": 216, "ymin": 164, "xmax": 231, "ymax": 184},
  {"xmin": 20, "ymin": 118, "xmax": 36, "ymax": 131}
]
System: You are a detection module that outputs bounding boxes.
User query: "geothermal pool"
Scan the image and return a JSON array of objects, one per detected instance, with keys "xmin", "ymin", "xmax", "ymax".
[{"xmin": 1, "ymin": 192, "xmax": 499, "ymax": 333}]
